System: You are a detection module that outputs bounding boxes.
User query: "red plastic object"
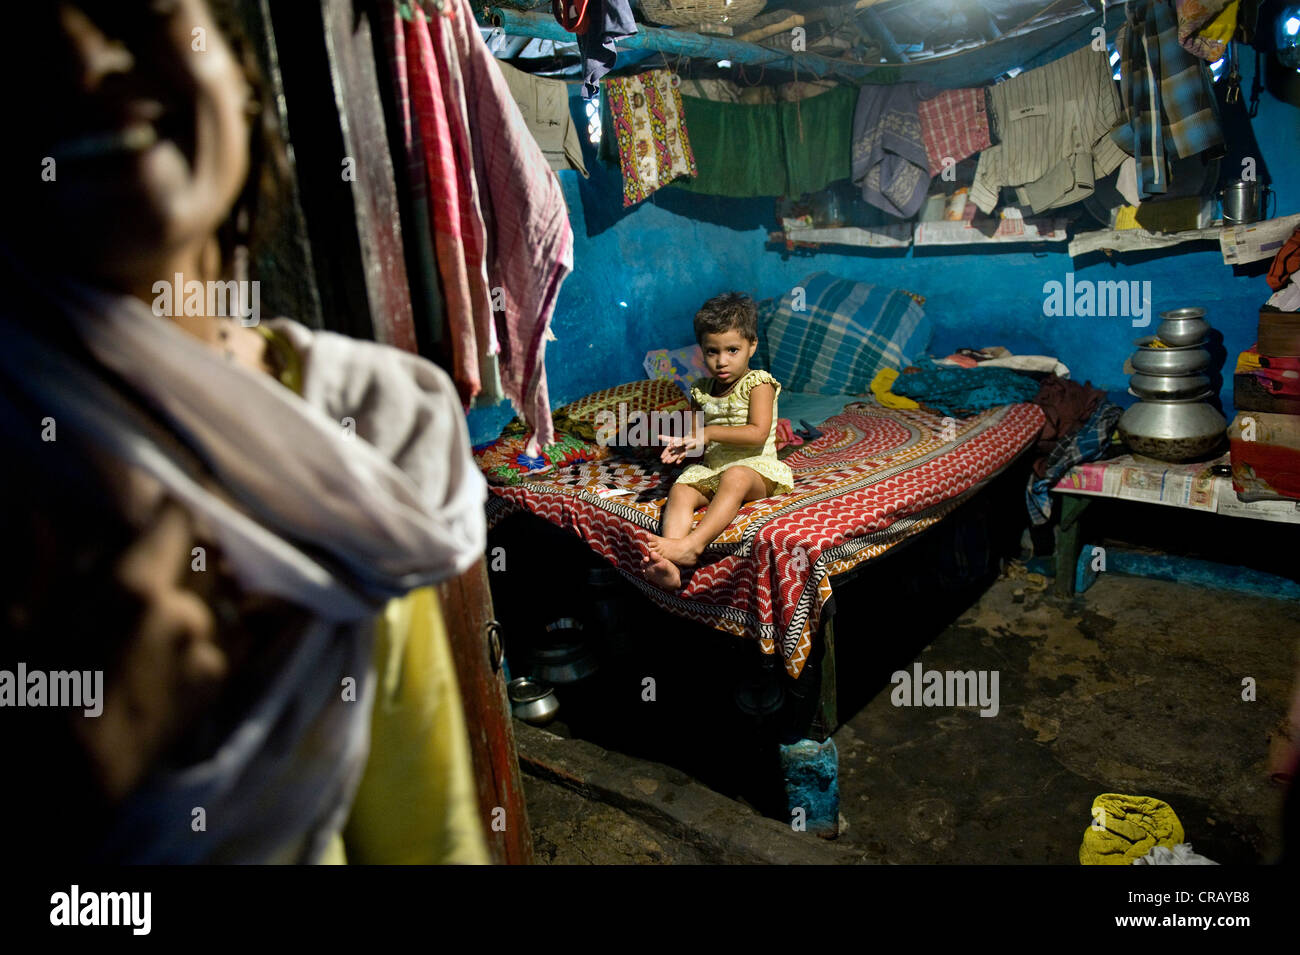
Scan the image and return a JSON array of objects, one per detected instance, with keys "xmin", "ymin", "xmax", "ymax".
[{"xmin": 552, "ymin": 0, "xmax": 593, "ymax": 34}]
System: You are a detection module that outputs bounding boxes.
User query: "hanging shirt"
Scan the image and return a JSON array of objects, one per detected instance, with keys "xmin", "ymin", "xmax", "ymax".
[
  {"xmin": 494, "ymin": 59, "xmax": 589, "ymax": 178},
  {"xmin": 1109, "ymin": 0, "xmax": 1223, "ymax": 201},
  {"xmin": 971, "ymin": 43, "xmax": 1129, "ymax": 215},
  {"xmin": 851, "ymin": 83, "xmax": 931, "ymax": 218}
]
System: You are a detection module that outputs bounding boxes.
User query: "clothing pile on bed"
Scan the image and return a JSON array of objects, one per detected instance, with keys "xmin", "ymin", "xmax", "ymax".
[{"xmin": 875, "ymin": 350, "xmax": 1123, "ymax": 525}]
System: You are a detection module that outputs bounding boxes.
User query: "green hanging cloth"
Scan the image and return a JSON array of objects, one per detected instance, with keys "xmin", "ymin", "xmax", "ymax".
[{"xmin": 668, "ymin": 85, "xmax": 856, "ymax": 198}]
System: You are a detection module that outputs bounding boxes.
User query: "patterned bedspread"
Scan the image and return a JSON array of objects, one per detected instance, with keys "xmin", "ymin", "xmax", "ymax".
[{"xmin": 486, "ymin": 400, "xmax": 1045, "ymax": 678}]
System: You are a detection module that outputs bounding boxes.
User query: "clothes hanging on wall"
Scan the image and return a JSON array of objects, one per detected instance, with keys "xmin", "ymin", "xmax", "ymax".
[
  {"xmin": 401, "ymin": 5, "xmax": 486, "ymax": 406},
  {"xmin": 577, "ymin": 0, "xmax": 638, "ymax": 99},
  {"xmin": 670, "ymin": 85, "xmax": 856, "ymax": 198},
  {"xmin": 1110, "ymin": 0, "xmax": 1224, "ymax": 200},
  {"xmin": 495, "ymin": 59, "xmax": 589, "ymax": 178},
  {"xmin": 605, "ymin": 69, "xmax": 697, "ymax": 207},
  {"xmin": 971, "ymin": 43, "xmax": 1129, "ymax": 215},
  {"xmin": 381, "ymin": 6, "xmax": 446, "ymax": 355},
  {"xmin": 385, "ymin": 0, "xmax": 572, "ymax": 447},
  {"xmin": 431, "ymin": 8, "xmax": 504, "ymax": 409},
  {"xmin": 446, "ymin": 0, "xmax": 574, "ymax": 451},
  {"xmin": 916, "ymin": 86, "xmax": 992, "ymax": 178},
  {"xmin": 851, "ymin": 83, "xmax": 931, "ymax": 218}
]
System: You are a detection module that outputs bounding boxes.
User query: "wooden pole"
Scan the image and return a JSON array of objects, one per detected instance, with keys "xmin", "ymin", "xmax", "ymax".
[{"xmin": 438, "ymin": 557, "xmax": 535, "ymax": 865}]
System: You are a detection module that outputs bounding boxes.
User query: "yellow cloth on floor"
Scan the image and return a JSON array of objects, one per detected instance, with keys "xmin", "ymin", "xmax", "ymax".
[
  {"xmin": 340, "ymin": 587, "xmax": 490, "ymax": 864},
  {"xmin": 870, "ymin": 367, "xmax": 920, "ymax": 410},
  {"xmin": 1079, "ymin": 793, "xmax": 1185, "ymax": 865}
]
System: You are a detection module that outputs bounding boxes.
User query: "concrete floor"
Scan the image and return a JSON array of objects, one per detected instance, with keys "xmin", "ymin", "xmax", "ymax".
[{"xmin": 518, "ymin": 572, "xmax": 1298, "ymax": 865}]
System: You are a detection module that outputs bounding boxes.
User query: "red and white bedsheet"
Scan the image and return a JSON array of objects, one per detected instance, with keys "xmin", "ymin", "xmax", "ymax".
[{"xmin": 486, "ymin": 401, "xmax": 1045, "ymax": 678}]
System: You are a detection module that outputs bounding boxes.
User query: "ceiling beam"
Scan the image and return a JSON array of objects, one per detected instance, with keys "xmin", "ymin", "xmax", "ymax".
[{"xmin": 479, "ymin": 7, "xmax": 893, "ymax": 82}]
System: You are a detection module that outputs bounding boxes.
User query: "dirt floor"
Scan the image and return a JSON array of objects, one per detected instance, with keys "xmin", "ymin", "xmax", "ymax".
[{"xmin": 516, "ymin": 571, "xmax": 1299, "ymax": 865}]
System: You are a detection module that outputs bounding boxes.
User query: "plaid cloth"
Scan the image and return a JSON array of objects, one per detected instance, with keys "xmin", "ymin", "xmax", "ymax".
[
  {"xmin": 1111, "ymin": 0, "xmax": 1223, "ymax": 200},
  {"xmin": 404, "ymin": 7, "xmax": 481, "ymax": 402},
  {"xmin": 451, "ymin": 0, "xmax": 574, "ymax": 450},
  {"xmin": 758, "ymin": 272, "xmax": 932, "ymax": 396},
  {"xmin": 1026, "ymin": 400, "xmax": 1123, "ymax": 524},
  {"xmin": 917, "ymin": 87, "xmax": 991, "ymax": 178}
]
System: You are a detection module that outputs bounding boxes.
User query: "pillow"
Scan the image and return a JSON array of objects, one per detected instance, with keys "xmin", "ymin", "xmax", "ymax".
[
  {"xmin": 760, "ymin": 272, "xmax": 931, "ymax": 395},
  {"xmin": 474, "ymin": 430, "xmax": 610, "ymax": 486},
  {"xmin": 553, "ymin": 379, "xmax": 691, "ymax": 443},
  {"xmin": 644, "ymin": 345, "xmax": 710, "ymax": 395}
]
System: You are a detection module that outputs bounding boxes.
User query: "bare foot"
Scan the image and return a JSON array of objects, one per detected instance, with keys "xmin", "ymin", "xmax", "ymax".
[
  {"xmin": 648, "ymin": 534, "xmax": 701, "ymax": 568},
  {"xmin": 640, "ymin": 549, "xmax": 681, "ymax": 591}
]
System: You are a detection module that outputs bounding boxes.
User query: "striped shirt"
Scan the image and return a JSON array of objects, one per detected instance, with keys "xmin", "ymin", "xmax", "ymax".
[{"xmin": 971, "ymin": 44, "xmax": 1129, "ymax": 215}]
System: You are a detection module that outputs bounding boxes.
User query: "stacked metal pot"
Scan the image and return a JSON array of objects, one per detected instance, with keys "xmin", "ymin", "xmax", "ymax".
[{"xmin": 1118, "ymin": 308, "xmax": 1227, "ymax": 462}]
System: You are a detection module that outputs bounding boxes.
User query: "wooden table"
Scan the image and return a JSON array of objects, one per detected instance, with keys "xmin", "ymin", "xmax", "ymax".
[{"xmin": 1051, "ymin": 452, "xmax": 1300, "ymax": 596}]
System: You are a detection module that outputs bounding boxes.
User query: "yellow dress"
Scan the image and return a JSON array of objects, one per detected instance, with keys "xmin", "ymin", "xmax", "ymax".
[{"xmin": 676, "ymin": 369, "xmax": 795, "ymax": 496}]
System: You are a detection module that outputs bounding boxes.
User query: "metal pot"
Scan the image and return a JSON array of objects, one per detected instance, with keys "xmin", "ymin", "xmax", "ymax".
[
  {"xmin": 508, "ymin": 677, "xmax": 560, "ymax": 725},
  {"xmin": 1156, "ymin": 307, "xmax": 1211, "ymax": 346},
  {"xmin": 1131, "ymin": 344, "xmax": 1211, "ymax": 376},
  {"xmin": 533, "ymin": 617, "xmax": 598, "ymax": 684},
  {"xmin": 1118, "ymin": 398, "xmax": 1226, "ymax": 462},
  {"xmin": 1129, "ymin": 372, "xmax": 1212, "ymax": 400}
]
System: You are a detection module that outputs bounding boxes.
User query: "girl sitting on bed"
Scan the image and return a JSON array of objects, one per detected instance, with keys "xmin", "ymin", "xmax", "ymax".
[{"xmin": 641, "ymin": 293, "xmax": 795, "ymax": 592}]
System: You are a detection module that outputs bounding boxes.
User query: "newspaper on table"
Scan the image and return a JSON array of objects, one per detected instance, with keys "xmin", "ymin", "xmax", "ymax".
[
  {"xmin": 1220, "ymin": 212, "xmax": 1300, "ymax": 265},
  {"xmin": 1053, "ymin": 453, "xmax": 1221, "ymax": 511},
  {"xmin": 1055, "ymin": 452, "xmax": 1300, "ymax": 524}
]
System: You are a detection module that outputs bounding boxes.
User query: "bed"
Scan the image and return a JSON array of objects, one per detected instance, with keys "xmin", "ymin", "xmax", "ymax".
[
  {"xmin": 486, "ymin": 399, "xmax": 1044, "ymax": 680},
  {"xmin": 479, "ymin": 274, "xmax": 1047, "ymax": 832}
]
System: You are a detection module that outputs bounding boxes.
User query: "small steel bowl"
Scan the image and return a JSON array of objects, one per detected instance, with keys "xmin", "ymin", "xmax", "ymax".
[
  {"xmin": 1156, "ymin": 307, "xmax": 1211, "ymax": 347},
  {"xmin": 508, "ymin": 677, "xmax": 560, "ymax": 725},
  {"xmin": 1129, "ymin": 371, "xmax": 1212, "ymax": 400}
]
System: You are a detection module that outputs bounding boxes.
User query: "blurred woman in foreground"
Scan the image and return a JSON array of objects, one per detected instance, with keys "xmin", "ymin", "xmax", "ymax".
[{"xmin": 0, "ymin": 0, "xmax": 489, "ymax": 863}]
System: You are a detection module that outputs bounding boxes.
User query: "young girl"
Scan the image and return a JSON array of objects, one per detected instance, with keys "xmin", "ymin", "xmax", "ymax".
[{"xmin": 641, "ymin": 293, "xmax": 795, "ymax": 591}]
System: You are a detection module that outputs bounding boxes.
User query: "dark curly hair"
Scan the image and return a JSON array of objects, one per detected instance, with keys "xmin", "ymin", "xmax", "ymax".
[{"xmin": 694, "ymin": 292, "xmax": 758, "ymax": 344}]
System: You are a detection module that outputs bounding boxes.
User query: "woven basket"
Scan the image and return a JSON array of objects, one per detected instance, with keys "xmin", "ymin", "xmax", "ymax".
[{"xmin": 639, "ymin": 0, "xmax": 766, "ymax": 28}]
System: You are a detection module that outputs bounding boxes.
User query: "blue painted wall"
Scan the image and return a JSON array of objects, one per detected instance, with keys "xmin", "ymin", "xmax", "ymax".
[{"xmin": 469, "ymin": 53, "xmax": 1300, "ymax": 446}]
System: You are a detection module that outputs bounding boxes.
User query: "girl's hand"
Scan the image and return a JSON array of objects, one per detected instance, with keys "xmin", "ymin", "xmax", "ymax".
[{"xmin": 659, "ymin": 433, "xmax": 705, "ymax": 464}]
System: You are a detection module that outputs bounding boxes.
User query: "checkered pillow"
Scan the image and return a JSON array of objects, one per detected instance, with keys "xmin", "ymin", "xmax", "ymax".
[{"xmin": 760, "ymin": 272, "xmax": 931, "ymax": 395}]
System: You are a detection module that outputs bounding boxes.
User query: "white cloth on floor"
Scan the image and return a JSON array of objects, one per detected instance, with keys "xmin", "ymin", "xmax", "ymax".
[{"xmin": 1132, "ymin": 842, "xmax": 1219, "ymax": 865}]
